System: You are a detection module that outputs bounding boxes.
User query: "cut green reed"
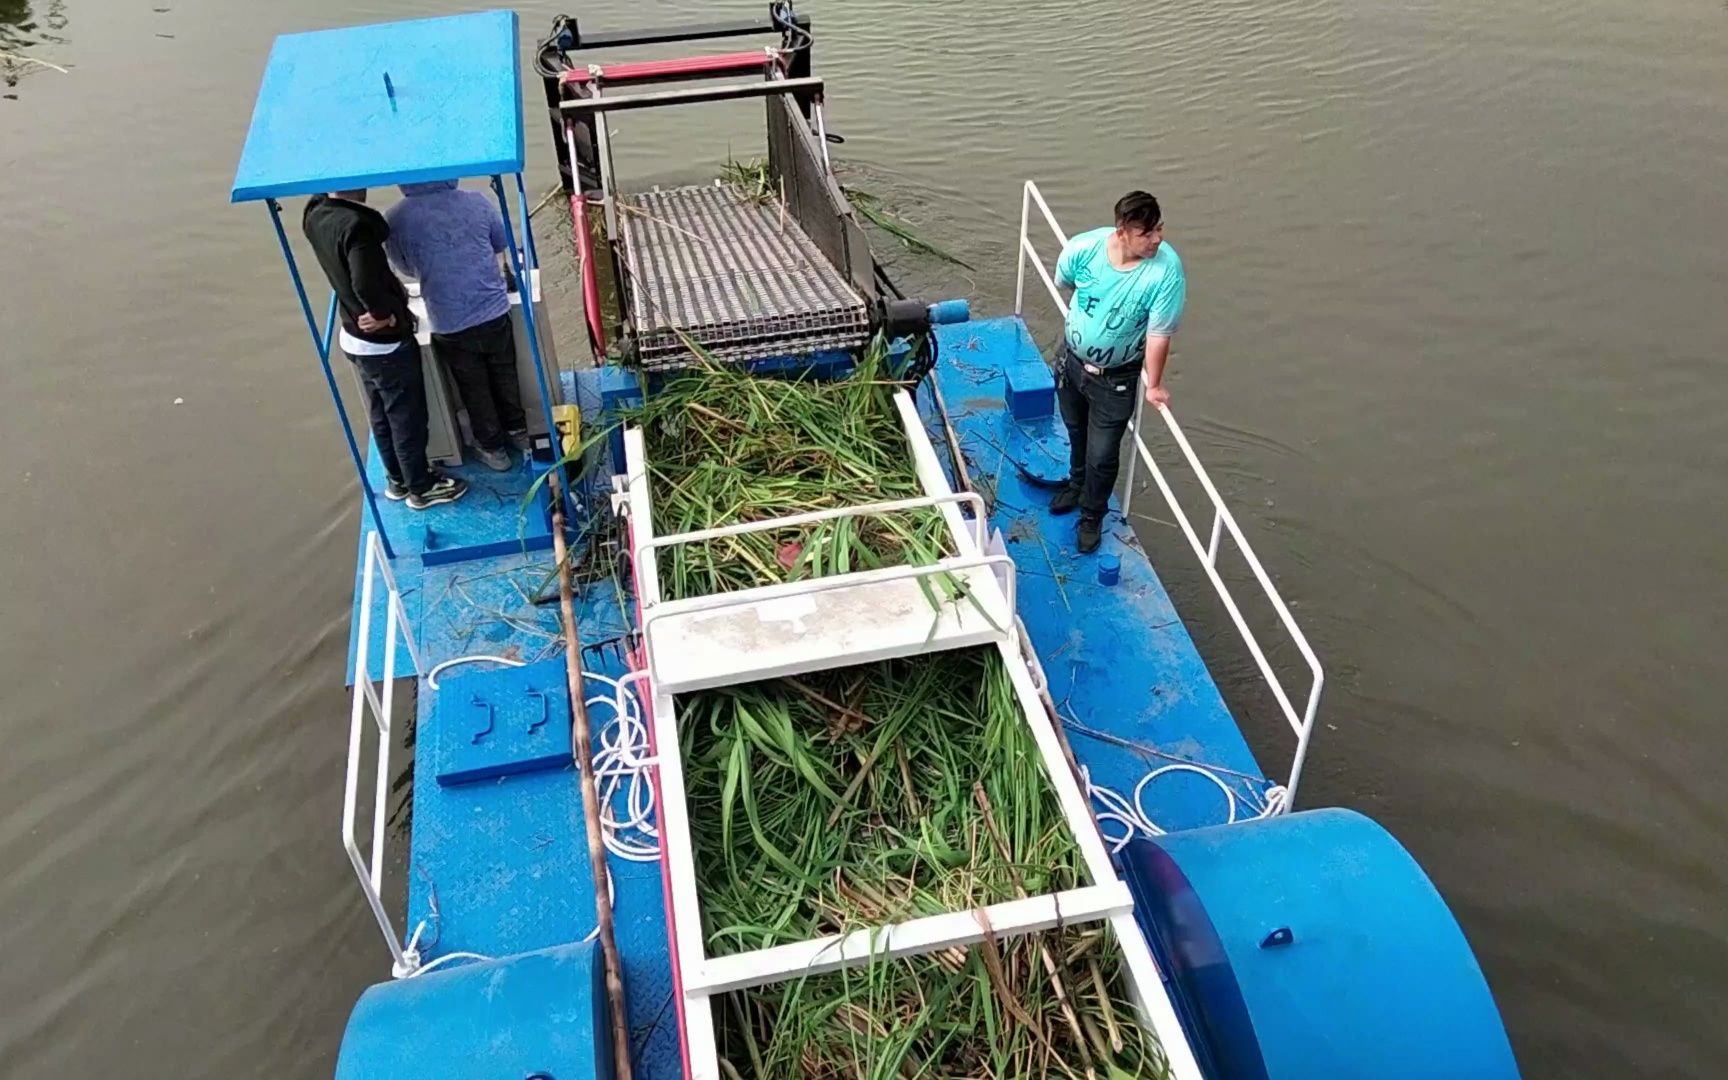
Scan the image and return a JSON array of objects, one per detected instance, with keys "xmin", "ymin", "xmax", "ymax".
[
  {"xmin": 624, "ymin": 339, "xmax": 954, "ymax": 601},
  {"xmin": 683, "ymin": 649, "xmax": 1169, "ymax": 1077},
  {"xmin": 680, "ymin": 647, "xmax": 1083, "ymax": 956},
  {"xmin": 719, "ymin": 156, "xmax": 974, "ymax": 270},
  {"xmin": 713, "ymin": 922, "xmax": 1167, "ymax": 1079}
]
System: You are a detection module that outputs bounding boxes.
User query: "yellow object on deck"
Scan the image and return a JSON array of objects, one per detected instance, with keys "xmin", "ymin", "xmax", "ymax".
[{"xmin": 552, "ymin": 404, "xmax": 580, "ymax": 459}]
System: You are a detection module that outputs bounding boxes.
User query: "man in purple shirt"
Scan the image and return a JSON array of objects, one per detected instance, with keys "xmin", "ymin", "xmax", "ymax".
[{"xmin": 385, "ymin": 180, "xmax": 527, "ymax": 471}]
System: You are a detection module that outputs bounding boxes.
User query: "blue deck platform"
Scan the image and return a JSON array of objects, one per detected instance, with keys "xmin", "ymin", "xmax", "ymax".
[
  {"xmin": 927, "ymin": 317, "xmax": 1272, "ymax": 830},
  {"xmin": 344, "ymin": 314, "xmax": 1276, "ymax": 1077}
]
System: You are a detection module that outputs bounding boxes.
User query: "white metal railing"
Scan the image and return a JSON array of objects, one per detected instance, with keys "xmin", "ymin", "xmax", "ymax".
[
  {"xmin": 624, "ymin": 393, "xmax": 1024, "ymax": 692},
  {"xmin": 1015, "ymin": 179, "xmax": 1325, "ymax": 808},
  {"xmin": 344, "ymin": 530, "xmax": 423, "ymax": 976},
  {"xmin": 632, "ymin": 489, "xmax": 1016, "ymax": 682}
]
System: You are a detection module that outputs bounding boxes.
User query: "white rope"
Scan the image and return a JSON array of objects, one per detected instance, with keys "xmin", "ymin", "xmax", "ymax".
[
  {"xmin": 1084, "ymin": 763, "xmax": 1289, "ymax": 854},
  {"xmin": 584, "ymin": 672, "xmax": 661, "ymax": 862},
  {"xmin": 426, "ymin": 654, "xmax": 525, "ymax": 690}
]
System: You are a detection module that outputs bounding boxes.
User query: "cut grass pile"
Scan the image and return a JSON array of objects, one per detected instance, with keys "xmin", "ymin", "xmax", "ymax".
[
  {"xmin": 681, "ymin": 648, "xmax": 1082, "ymax": 958},
  {"xmin": 684, "ymin": 649, "xmax": 1163, "ymax": 1079},
  {"xmin": 715, "ymin": 924, "xmax": 1167, "ymax": 1080},
  {"xmin": 627, "ymin": 341, "xmax": 953, "ymax": 601}
]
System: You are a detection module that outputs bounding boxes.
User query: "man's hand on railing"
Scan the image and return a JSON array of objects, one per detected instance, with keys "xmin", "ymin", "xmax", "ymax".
[{"xmin": 1144, "ymin": 382, "xmax": 1171, "ymax": 409}]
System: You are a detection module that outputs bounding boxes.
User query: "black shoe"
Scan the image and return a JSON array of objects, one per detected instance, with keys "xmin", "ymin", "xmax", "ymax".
[
  {"xmin": 1049, "ymin": 484, "xmax": 1083, "ymax": 515},
  {"xmin": 407, "ymin": 475, "xmax": 469, "ymax": 511},
  {"xmin": 383, "ymin": 479, "xmax": 409, "ymax": 502},
  {"xmin": 1077, "ymin": 517, "xmax": 1102, "ymax": 554}
]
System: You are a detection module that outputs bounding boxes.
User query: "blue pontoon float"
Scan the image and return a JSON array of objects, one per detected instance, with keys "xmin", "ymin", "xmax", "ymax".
[{"xmin": 231, "ymin": 8, "xmax": 1521, "ymax": 1078}]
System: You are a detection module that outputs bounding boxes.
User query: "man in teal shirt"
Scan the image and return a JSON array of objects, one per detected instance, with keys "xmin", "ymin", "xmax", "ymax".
[{"xmin": 1050, "ymin": 191, "xmax": 1186, "ymax": 553}]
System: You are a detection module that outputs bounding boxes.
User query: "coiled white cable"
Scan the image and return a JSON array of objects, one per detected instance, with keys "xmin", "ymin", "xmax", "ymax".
[
  {"xmin": 584, "ymin": 671, "xmax": 661, "ymax": 862},
  {"xmin": 424, "ymin": 658, "xmax": 659, "ymax": 860},
  {"xmin": 1084, "ymin": 762, "xmax": 1289, "ymax": 853}
]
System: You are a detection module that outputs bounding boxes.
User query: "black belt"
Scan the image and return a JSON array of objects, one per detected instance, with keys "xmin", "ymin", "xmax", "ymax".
[{"xmin": 1064, "ymin": 347, "xmax": 1139, "ymax": 379}]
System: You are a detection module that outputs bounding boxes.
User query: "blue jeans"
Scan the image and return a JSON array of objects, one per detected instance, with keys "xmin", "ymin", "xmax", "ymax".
[
  {"xmin": 347, "ymin": 342, "xmax": 432, "ymax": 494},
  {"xmin": 1055, "ymin": 346, "xmax": 1138, "ymax": 521}
]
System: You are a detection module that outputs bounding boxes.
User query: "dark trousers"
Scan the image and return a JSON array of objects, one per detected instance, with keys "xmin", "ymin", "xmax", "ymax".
[
  {"xmin": 432, "ymin": 313, "xmax": 526, "ymax": 451},
  {"xmin": 348, "ymin": 341, "xmax": 433, "ymax": 495},
  {"xmin": 1055, "ymin": 346, "xmax": 1139, "ymax": 521}
]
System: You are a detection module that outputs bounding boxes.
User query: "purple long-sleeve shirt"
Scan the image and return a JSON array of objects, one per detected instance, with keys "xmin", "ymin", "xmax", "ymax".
[{"xmin": 384, "ymin": 180, "xmax": 511, "ymax": 335}]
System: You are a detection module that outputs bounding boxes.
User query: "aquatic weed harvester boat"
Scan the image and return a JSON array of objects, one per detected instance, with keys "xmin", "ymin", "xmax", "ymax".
[{"xmin": 229, "ymin": 8, "xmax": 1522, "ymax": 1078}]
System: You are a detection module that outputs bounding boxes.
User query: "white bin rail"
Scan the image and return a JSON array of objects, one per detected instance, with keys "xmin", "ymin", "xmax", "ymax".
[
  {"xmin": 1015, "ymin": 179, "xmax": 1325, "ymax": 807},
  {"xmin": 623, "ymin": 390, "xmax": 1020, "ymax": 694},
  {"xmin": 344, "ymin": 530, "xmax": 423, "ymax": 976}
]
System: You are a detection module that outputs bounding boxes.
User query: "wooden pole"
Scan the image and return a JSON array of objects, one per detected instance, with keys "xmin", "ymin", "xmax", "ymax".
[{"xmin": 549, "ymin": 470, "xmax": 635, "ymax": 1080}]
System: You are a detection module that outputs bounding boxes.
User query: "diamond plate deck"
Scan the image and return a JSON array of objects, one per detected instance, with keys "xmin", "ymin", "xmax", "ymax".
[{"xmin": 618, "ymin": 184, "xmax": 870, "ymax": 368}]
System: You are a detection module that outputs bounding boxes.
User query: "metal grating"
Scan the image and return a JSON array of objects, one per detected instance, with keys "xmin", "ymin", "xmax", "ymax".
[{"xmin": 618, "ymin": 184, "xmax": 871, "ymax": 368}]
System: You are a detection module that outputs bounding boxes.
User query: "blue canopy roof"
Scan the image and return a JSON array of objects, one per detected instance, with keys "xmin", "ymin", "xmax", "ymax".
[{"xmin": 230, "ymin": 10, "xmax": 524, "ymax": 203}]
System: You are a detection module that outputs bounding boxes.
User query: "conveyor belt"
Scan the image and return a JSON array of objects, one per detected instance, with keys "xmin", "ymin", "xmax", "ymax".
[{"xmin": 618, "ymin": 184, "xmax": 870, "ymax": 368}]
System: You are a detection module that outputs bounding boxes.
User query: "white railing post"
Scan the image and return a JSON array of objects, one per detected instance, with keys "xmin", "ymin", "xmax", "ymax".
[
  {"xmin": 371, "ymin": 531, "xmax": 421, "ymax": 674},
  {"xmin": 1015, "ymin": 182, "xmax": 1030, "ymax": 316},
  {"xmin": 1014, "ymin": 180, "xmax": 1324, "ymax": 811},
  {"xmin": 344, "ymin": 531, "xmax": 424, "ymax": 976},
  {"xmin": 1122, "ymin": 393, "xmax": 1145, "ymax": 520}
]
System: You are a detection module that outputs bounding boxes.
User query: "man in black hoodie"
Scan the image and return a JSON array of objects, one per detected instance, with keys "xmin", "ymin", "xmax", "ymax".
[{"xmin": 303, "ymin": 189, "xmax": 467, "ymax": 510}]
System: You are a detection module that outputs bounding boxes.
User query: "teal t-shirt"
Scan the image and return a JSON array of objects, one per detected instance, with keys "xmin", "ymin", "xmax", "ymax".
[{"xmin": 1055, "ymin": 227, "xmax": 1186, "ymax": 368}]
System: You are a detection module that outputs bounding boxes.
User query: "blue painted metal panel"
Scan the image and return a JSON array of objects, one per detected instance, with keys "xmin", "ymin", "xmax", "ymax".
[
  {"xmin": 344, "ymin": 448, "xmax": 555, "ymax": 686},
  {"xmin": 981, "ymin": 318, "xmax": 1056, "ymax": 419},
  {"xmin": 231, "ymin": 10, "xmax": 525, "ymax": 202},
  {"xmin": 392, "ymin": 538, "xmax": 681, "ymax": 1076},
  {"xmin": 1120, "ymin": 838, "xmax": 1270, "ymax": 1080},
  {"xmin": 433, "ymin": 657, "xmax": 574, "ymax": 786},
  {"xmin": 335, "ymin": 940, "xmax": 612, "ymax": 1080},
  {"xmin": 1133, "ymin": 809, "xmax": 1521, "ymax": 1079}
]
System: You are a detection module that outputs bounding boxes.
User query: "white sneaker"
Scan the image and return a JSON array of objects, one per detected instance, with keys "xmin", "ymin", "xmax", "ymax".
[
  {"xmin": 407, "ymin": 475, "xmax": 469, "ymax": 510},
  {"xmin": 475, "ymin": 446, "xmax": 512, "ymax": 472}
]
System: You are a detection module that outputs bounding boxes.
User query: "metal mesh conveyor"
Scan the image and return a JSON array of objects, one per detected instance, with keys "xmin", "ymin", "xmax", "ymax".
[{"xmin": 618, "ymin": 184, "xmax": 870, "ymax": 368}]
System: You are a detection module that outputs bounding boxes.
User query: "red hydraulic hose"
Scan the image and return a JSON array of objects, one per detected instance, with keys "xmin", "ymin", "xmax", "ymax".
[
  {"xmin": 571, "ymin": 191, "xmax": 608, "ymax": 360},
  {"xmin": 564, "ymin": 118, "xmax": 608, "ymax": 360}
]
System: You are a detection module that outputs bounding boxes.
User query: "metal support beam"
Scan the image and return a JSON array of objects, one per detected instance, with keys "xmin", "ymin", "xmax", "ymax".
[
  {"xmin": 557, "ymin": 76, "xmax": 823, "ymax": 115},
  {"xmin": 559, "ymin": 51, "xmax": 775, "ymax": 87},
  {"xmin": 564, "ymin": 14, "xmax": 808, "ymax": 51},
  {"xmin": 511, "ymin": 171, "xmax": 540, "ymax": 271},
  {"xmin": 542, "ymin": 70, "xmax": 573, "ymax": 194}
]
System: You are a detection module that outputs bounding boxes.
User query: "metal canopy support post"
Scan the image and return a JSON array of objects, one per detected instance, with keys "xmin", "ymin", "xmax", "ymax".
[
  {"xmin": 490, "ymin": 175, "xmax": 568, "ymax": 521},
  {"xmin": 511, "ymin": 171, "xmax": 540, "ymax": 271},
  {"xmin": 265, "ymin": 198, "xmax": 395, "ymax": 559}
]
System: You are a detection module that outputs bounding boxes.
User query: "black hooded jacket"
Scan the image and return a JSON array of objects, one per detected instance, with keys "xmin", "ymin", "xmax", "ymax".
[{"xmin": 302, "ymin": 195, "xmax": 415, "ymax": 346}]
